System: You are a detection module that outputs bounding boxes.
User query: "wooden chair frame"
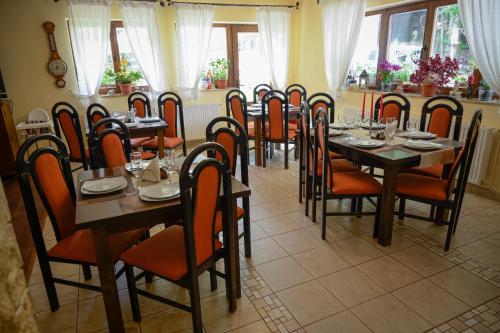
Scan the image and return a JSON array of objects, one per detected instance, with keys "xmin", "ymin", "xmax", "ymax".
[
  {"xmin": 128, "ymin": 91, "xmax": 152, "ymax": 118},
  {"xmin": 86, "ymin": 103, "xmax": 110, "ymax": 129},
  {"xmin": 285, "ymin": 84, "xmax": 307, "ymax": 107},
  {"xmin": 52, "ymin": 101, "xmax": 88, "ymax": 170},
  {"xmin": 88, "ymin": 118, "xmax": 132, "ymax": 169},
  {"xmin": 373, "ymin": 92, "xmax": 411, "ymax": 129},
  {"xmin": 157, "ymin": 91, "xmax": 187, "ymax": 156},
  {"xmin": 225, "ymin": 89, "xmax": 252, "ymax": 135},
  {"xmin": 307, "ymin": 92, "xmax": 335, "ymax": 123},
  {"xmin": 298, "ymin": 102, "xmax": 312, "ymax": 212},
  {"xmin": 253, "ymin": 83, "xmax": 272, "ymax": 103},
  {"xmin": 420, "ymin": 95, "xmax": 463, "ymax": 140},
  {"xmin": 124, "ymin": 142, "xmax": 235, "ymax": 333}
]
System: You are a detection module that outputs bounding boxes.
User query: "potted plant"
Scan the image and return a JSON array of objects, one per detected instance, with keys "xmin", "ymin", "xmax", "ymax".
[
  {"xmin": 410, "ymin": 54, "xmax": 459, "ymax": 97},
  {"xmin": 478, "ymin": 80, "xmax": 494, "ymax": 101},
  {"xmin": 378, "ymin": 60, "xmax": 401, "ymax": 92},
  {"xmin": 209, "ymin": 58, "xmax": 230, "ymax": 89},
  {"xmin": 107, "ymin": 58, "xmax": 143, "ymax": 94}
]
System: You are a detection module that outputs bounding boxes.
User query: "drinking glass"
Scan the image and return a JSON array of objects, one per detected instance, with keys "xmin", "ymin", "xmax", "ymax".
[
  {"xmin": 406, "ymin": 119, "xmax": 418, "ymax": 142},
  {"xmin": 345, "ymin": 109, "xmax": 355, "ymax": 129},
  {"xmin": 163, "ymin": 149, "xmax": 176, "ymax": 182},
  {"xmin": 130, "ymin": 151, "xmax": 142, "ymax": 171},
  {"xmin": 384, "ymin": 117, "xmax": 397, "ymax": 142}
]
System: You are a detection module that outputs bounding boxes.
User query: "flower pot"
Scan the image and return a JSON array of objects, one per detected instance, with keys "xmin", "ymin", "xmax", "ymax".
[
  {"xmin": 215, "ymin": 79, "xmax": 227, "ymax": 89},
  {"xmin": 381, "ymin": 81, "xmax": 393, "ymax": 92},
  {"xmin": 119, "ymin": 83, "xmax": 133, "ymax": 94},
  {"xmin": 436, "ymin": 86, "xmax": 452, "ymax": 96},
  {"xmin": 421, "ymin": 84, "xmax": 434, "ymax": 97},
  {"xmin": 478, "ymin": 89, "xmax": 494, "ymax": 102}
]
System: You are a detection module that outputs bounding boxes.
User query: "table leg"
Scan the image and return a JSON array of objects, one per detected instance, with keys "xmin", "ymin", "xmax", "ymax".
[
  {"xmin": 223, "ymin": 197, "xmax": 239, "ymax": 313},
  {"xmin": 157, "ymin": 128, "xmax": 165, "ymax": 159},
  {"xmin": 254, "ymin": 117, "xmax": 262, "ymax": 167},
  {"xmin": 232, "ymin": 198, "xmax": 241, "ymax": 298},
  {"xmin": 91, "ymin": 226, "xmax": 124, "ymax": 333},
  {"xmin": 377, "ymin": 164, "xmax": 399, "ymax": 246}
]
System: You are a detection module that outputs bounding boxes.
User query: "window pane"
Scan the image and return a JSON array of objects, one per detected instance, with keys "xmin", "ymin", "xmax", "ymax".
[
  {"xmin": 204, "ymin": 27, "xmax": 228, "ymax": 72},
  {"xmin": 100, "ymin": 43, "xmax": 114, "ymax": 86},
  {"xmin": 387, "ymin": 9, "xmax": 427, "ymax": 73},
  {"xmin": 116, "ymin": 27, "xmax": 148, "ymax": 86},
  {"xmin": 350, "ymin": 14, "xmax": 381, "ymax": 82},
  {"xmin": 432, "ymin": 4, "xmax": 474, "ymax": 81},
  {"xmin": 237, "ymin": 31, "xmax": 270, "ymax": 97}
]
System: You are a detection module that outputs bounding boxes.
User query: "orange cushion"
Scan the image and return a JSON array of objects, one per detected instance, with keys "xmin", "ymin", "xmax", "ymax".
[
  {"xmin": 313, "ymin": 159, "xmax": 358, "ymax": 176},
  {"xmin": 288, "ymin": 121, "xmax": 298, "ymax": 131},
  {"xmin": 264, "ymin": 129, "xmax": 298, "ymax": 140},
  {"xmin": 130, "ymin": 137, "xmax": 150, "ymax": 148},
  {"xmin": 396, "ymin": 173, "xmax": 448, "ymax": 201},
  {"xmin": 120, "ymin": 225, "xmax": 222, "ymax": 281},
  {"xmin": 406, "ymin": 164, "xmax": 444, "ymax": 178},
  {"xmin": 85, "ymin": 146, "xmax": 90, "ymax": 159},
  {"xmin": 142, "ymin": 136, "xmax": 184, "ymax": 149},
  {"xmin": 48, "ymin": 228, "xmax": 146, "ymax": 265},
  {"xmin": 332, "ymin": 172, "xmax": 382, "ymax": 195},
  {"xmin": 215, "ymin": 206, "xmax": 245, "ymax": 233},
  {"xmin": 329, "ymin": 151, "xmax": 343, "ymax": 160},
  {"xmin": 141, "ymin": 151, "xmax": 156, "ymax": 160},
  {"xmin": 248, "ymin": 121, "xmax": 255, "ymax": 130}
]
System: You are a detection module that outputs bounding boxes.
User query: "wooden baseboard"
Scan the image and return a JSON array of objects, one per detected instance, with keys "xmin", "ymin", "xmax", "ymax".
[{"xmin": 466, "ymin": 183, "xmax": 500, "ymax": 202}]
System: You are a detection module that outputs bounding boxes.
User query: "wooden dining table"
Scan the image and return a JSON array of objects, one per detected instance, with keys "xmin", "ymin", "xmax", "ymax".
[
  {"xmin": 75, "ymin": 166, "xmax": 251, "ymax": 333},
  {"xmin": 119, "ymin": 117, "xmax": 168, "ymax": 159},
  {"xmin": 246, "ymin": 104, "xmax": 301, "ymax": 166},
  {"xmin": 327, "ymin": 128, "xmax": 462, "ymax": 246}
]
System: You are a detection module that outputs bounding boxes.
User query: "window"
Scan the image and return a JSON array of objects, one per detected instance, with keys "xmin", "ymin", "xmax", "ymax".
[
  {"xmin": 350, "ymin": 14, "xmax": 381, "ymax": 82},
  {"xmin": 203, "ymin": 24, "xmax": 270, "ymax": 96}
]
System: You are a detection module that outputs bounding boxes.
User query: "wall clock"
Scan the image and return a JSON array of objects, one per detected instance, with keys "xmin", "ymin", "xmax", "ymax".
[{"xmin": 43, "ymin": 21, "xmax": 67, "ymax": 88}]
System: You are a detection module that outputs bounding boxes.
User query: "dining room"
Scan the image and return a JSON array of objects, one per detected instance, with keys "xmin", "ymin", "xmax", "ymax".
[{"xmin": 0, "ymin": 0, "xmax": 500, "ymax": 332}]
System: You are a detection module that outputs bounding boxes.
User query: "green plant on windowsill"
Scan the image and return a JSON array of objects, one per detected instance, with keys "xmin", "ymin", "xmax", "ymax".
[
  {"xmin": 105, "ymin": 59, "xmax": 143, "ymax": 94},
  {"xmin": 209, "ymin": 58, "xmax": 230, "ymax": 89}
]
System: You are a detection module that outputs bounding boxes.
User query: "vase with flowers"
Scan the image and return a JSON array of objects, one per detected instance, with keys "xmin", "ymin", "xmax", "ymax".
[
  {"xmin": 410, "ymin": 54, "xmax": 459, "ymax": 97},
  {"xmin": 378, "ymin": 60, "xmax": 401, "ymax": 92},
  {"xmin": 106, "ymin": 58, "xmax": 143, "ymax": 94}
]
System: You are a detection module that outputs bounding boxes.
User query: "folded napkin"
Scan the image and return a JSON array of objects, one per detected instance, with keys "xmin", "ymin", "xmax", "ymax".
[{"xmin": 140, "ymin": 157, "xmax": 161, "ymax": 183}]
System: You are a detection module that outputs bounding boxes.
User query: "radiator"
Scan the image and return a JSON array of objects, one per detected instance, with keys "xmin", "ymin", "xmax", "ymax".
[{"xmin": 182, "ymin": 104, "xmax": 221, "ymax": 141}]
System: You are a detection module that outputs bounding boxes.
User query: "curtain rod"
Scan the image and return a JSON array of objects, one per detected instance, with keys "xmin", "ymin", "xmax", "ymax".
[
  {"xmin": 54, "ymin": 0, "xmax": 167, "ymax": 6},
  {"xmin": 166, "ymin": 0, "xmax": 300, "ymax": 9}
]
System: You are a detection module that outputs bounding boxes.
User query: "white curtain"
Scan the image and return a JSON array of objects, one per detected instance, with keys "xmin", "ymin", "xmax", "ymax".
[
  {"xmin": 322, "ymin": 0, "xmax": 366, "ymax": 97},
  {"xmin": 458, "ymin": 0, "xmax": 500, "ymax": 94},
  {"xmin": 256, "ymin": 7, "xmax": 291, "ymax": 90},
  {"xmin": 120, "ymin": 0, "xmax": 166, "ymax": 101},
  {"xmin": 175, "ymin": 4, "xmax": 214, "ymax": 100},
  {"xmin": 68, "ymin": 0, "xmax": 110, "ymax": 101}
]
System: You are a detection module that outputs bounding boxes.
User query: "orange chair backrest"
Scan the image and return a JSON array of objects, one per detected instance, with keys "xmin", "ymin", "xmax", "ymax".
[
  {"xmin": 381, "ymin": 102, "xmax": 401, "ymax": 121},
  {"xmin": 289, "ymin": 90, "xmax": 302, "ymax": 107},
  {"xmin": 312, "ymin": 102, "xmax": 328, "ymax": 121},
  {"xmin": 91, "ymin": 112, "xmax": 107, "ymax": 134},
  {"xmin": 58, "ymin": 111, "xmax": 83, "ymax": 160},
  {"xmin": 268, "ymin": 97, "xmax": 284, "ymax": 140},
  {"xmin": 102, "ymin": 133, "xmax": 127, "ymax": 168},
  {"xmin": 34, "ymin": 153, "xmax": 76, "ymax": 238},
  {"xmin": 215, "ymin": 131, "xmax": 236, "ymax": 174},
  {"xmin": 315, "ymin": 112, "xmax": 333, "ymax": 189},
  {"xmin": 230, "ymin": 96, "xmax": 245, "ymax": 128},
  {"xmin": 427, "ymin": 107, "xmax": 452, "ymax": 138},
  {"xmin": 162, "ymin": 99, "xmax": 178, "ymax": 137},
  {"xmin": 133, "ymin": 99, "xmax": 146, "ymax": 118}
]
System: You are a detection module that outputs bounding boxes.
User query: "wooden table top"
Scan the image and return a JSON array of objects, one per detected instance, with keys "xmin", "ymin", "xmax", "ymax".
[{"xmin": 75, "ymin": 167, "xmax": 251, "ymax": 230}]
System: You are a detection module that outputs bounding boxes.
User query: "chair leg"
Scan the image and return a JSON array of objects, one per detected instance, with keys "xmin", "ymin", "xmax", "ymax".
[
  {"xmin": 350, "ymin": 199, "xmax": 357, "ymax": 213},
  {"xmin": 304, "ymin": 175, "xmax": 310, "ymax": 217},
  {"xmin": 321, "ymin": 188, "xmax": 328, "ymax": 240},
  {"xmin": 40, "ymin": 257, "xmax": 59, "ymax": 312},
  {"xmin": 182, "ymin": 142, "xmax": 187, "ymax": 156},
  {"xmin": 444, "ymin": 211, "xmax": 457, "ymax": 251},
  {"xmin": 430, "ymin": 205, "xmax": 436, "ymax": 219},
  {"xmin": 373, "ymin": 196, "xmax": 381, "ymax": 238},
  {"xmin": 140, "ymin": 231, "xmax": 154, "ymax": 283},
  {"xmin": 312, "ymin": 177, "xmax": 318, "ymax": 223},
  {"xmin": 189, "ymin": 275, "xmax": 203, "ymax": 333},
  {"xmin": 284, "ymin": 142, "xmax": 289, "ymax": 169},
  {"xmin": 435, "ymin": 207, "xmax": 445, "ymax": 225},
  {"xmin": 298, "ymin": 166, "xmax": 303, "ymax": 204},
  {"xmin": 209, "ymin": 267, "xmax": 218, "ymax": 292},
  {"xmin": 262, "ymin": 141, "xmax": 267, "ymax": 168},
  {"xmin": 398, "ymin": 197, "xmax": 406, "ymax": 221},
  {"xmin": 82, "ymin": 264, "xmax": 92, "ymax": 281},
  {"xmin": 125, "ymin": 265, "xmax": 141, "ymax": 322},
  {"xmin": 243, "ymin": 207, "xmax": 251, "ymax": 257},
  {"xmin": 356, "ymin": 198, "xmax": 363, "ymax": 218}
]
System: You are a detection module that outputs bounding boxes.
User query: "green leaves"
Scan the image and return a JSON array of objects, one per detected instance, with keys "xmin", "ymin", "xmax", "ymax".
[{"xmin": 209, "ymin": 58, "xmax": 230, "ymax": 81}]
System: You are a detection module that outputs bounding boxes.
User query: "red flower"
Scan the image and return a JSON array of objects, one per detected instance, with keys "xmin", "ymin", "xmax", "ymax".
[{"xmin": 409, "ymin": 54, "xmax": 459, "ymax": 86}]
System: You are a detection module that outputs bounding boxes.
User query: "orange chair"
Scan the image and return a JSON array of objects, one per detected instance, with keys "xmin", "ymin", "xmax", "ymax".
[
  {"xmin": 408, "ymin": 96, "xmax": 464, "ymax": 179},
  {"xmin": 16, "ymin": 134, "xmax": 147, "ymax": 312},
  {"xmin": 314, "ymin": 109, "xmax": 382, "ymax": 240},
  {"xmin": 120, "ymin": 142, "xmax": 235, "ymax": 333},
  {"xmin": 142, "ymin": 92, "xmax": 187, "ymax": 156},
  {"xmin": 261, "ymin": 90, "xmax": 297, "ymax": 169},
  {"xmin": 88, "ymin": 118, "xmax": 133, "ymax": 169},
  {"xmin": 86, "ymin": 103, "xmax": 110, "ymax": 134},
  {"xmin": 127, "ymin": 92, "xmax": 152, "ymax": 148},
  {"xmin": 307, "ymin": 92, "xmax": 335, "ymax": 123},
  {"xmin": 253, "ymin": 83, "xmax": 272, "ymax": 103},
  {"xmin": 285, "ymin": 84, "xmax": 307, "ymax": 131},
  {"xmin": 373, "ymin": 92, "xmax": 410, "ymax": 129},
  {"xmin": 52, "ymin": 101, "xmax": 89, "ymax": 170},
  {"xmin": 206, "ymin": 116, "xmax": 251, "ymax": 257},
  {"xmin": 226, "ymin": 89, "xmax": 254, "ymax": 139},
  {"xmin": 397, "ymin": 110, "xmax": 482, "ymax": 250}
]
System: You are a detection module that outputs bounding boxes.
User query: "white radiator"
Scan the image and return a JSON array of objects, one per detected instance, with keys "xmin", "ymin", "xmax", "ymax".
[{"xmin": 183, "ymin": 104, "xmax": 221, "ymax": 141}]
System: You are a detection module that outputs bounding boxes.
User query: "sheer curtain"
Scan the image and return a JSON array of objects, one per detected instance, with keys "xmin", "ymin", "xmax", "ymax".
[
  {"xmin": 175, "ymin": 4, "xmax": 214, "ymax": 100},
  {"xmin": 256, "ymin": 7, "xmax": 291, "ymax": 90},
  {"xmin": 459, "ymin": 0, "xmax": 500, "ymax": 94},
  {"xmin": 120, "ymin": 0, "xmax": 166, "ymax": 106},
  {"xmin": 322, "ymin": 0, "xmax": 366, "ymax": 97},
  {"xmin": 68, "ymin": 0, "xmax": 110, "ymax": 103}
]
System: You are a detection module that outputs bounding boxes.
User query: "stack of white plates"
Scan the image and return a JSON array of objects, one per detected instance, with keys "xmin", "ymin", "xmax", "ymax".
[
  {"xmin": 404, "ymin": 140, "xmax": 442, "ymax": 150},
  {"xmin": 138, "ymin": 181, "xmax": 180, "ymax": 202},
  {"xmin": 401, "ymin": 131, "xmax": 437, "ymax": 139},
  {"xmin": 361, "ymin": 123, "xmax": 386, "ymax": 130},
  {"xmin": 350, "ymin": 140, "xmax": 385, "ymax": 149},
  {"xmin": 124, "ymin": 122, "xmax": 137, "ymax": 128},
  {"xmin": 81, "ymin": 176, "xmax": 127, "ymax": 195},
  {"xmin": 329, "ymin": 123, "xmax": 355, "ymax": 130}
]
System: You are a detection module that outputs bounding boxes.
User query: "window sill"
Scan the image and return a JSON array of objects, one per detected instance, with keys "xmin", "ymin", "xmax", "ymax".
[{"xmin": 199, "ymin": 87, "xmax": 235, "ymax": 93}]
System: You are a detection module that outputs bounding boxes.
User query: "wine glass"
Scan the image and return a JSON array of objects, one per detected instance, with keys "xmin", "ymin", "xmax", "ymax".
[
  {"xmin": 163, "ymin": 149, "xmax": 176, "ymax": 182},
  {"xmin": 406, "ymin": 119, "xmax": 418, "ymax": 142}
]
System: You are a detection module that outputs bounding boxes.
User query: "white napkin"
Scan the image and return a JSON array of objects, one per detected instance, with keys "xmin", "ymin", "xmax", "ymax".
[{"xmin": 140, "ymin": 157, "xmax": 161, "ymax": 183}]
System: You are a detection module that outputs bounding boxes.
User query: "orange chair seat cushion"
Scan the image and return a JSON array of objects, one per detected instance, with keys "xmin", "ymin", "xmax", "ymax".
[
  {"xmin": 288, "ymin": 121, "xmax": 298, "ymax": 131},
  {"xmin": 215, "ymin": 206, "xmax": 245, "ymax": 233},
  {"xmin": 396, "ymin": 173, "xmax": 448, "ymax": 201},
  {"xmin": 331, "ymin": 172, "xmax": 382, "ymax": 195},
  {"xmin": 142, "ymin": 136, "xmax": 184, "ymax": 149},
  {"xmin": 329, "ymin": 151, "xmax": 343, "ymax": 160},
  {"xmin": 265, "ymin": 129, "xmax": 298, "ymax": 140},
  {"xmin": 312, "ymin": 159, "xmax": 358, "ymax": 176},
  {"xmin": 406, "ymin": 164, "xmax": 444, "ymax": 178},
  {"xmin": 130, "ymin": 137, "xmax": 150, "ymax": 148},
  {"xmin": 141, "ymin": 151, "xmax": 156, "ymax": 160},
  {"xmin": 120, "ymin": 225, "xmax": 222, "ymax": 281},
  {"xmin": 48, "ymin": 228, "xmax": 146, "ymax": 265}
]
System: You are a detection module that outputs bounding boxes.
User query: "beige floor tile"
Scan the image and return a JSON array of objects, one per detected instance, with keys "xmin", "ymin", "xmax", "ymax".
[
  {"xmin": 255, "ymin": 256, "xmax": 313, "ymax": 292},
  {"xmin": 94, "ymin": 321, "xmax": 141, "ymax": 333},
  {"xmin": 357, "ymin": 256, "xmax": 422, "ymax": 292},
  {"xmin": 457, "ymin": 240, "xmax": 500, "ymax": 271},
  {"xmin": 360, "ymin": 232, "xmax": 416, "ymax": 253},
  {"xmin": 392, "ymin": 279, "xmax": 470, "ymax": 326},
  {"xmin": 304, "ymin": 221, "xmax": 356, "ymax": 243},
  {"xmin": 391, "ymin": 245, "xmax": 454, "ymax": 277},
  {"xmin": 304, "ymin": 310, "xmax": 372, "ymax": 333},
  {"xmin": 256, "ymin": 215, "xmax": 303, "ymax": 236},
  {"xmin": 273, "ymin": 229, "xmax": 325, "ymax": 254},
  {"xmin": 284, "ymin": 211, "xmax": 315, "ymax": 228},
  {"xmin": 428, "ymin": 266, "xmax": 500, "ymax": 307},
  {"xmin": 243, "ymin": 237, "xmax": 288, "ymax": 266},
  {"xmin": 274, "ymin": 197, "xmax": 305, "ymax": 213},
  {"xmin": 250, "ymin": 202, "xmax": 283, "ymax": 221},
  {"xmin": 35, "ymin": 302, "xmax": 77, "ymax": 333},
  {"xmin": 331, "ymin": 237, "xmax": 384, "ymax": 265},
  {"xmin": 319, "ymin": 267, "xmax": 385, "ymax": 308},
  {"xmin": 483, "ymin": 232, "xmax": 500, "ymax": 249},
  {"xmin": 338, "ymin": 216, "xmax": 375, "ymax": 236},
  {"xmin": 245, "ymin": 221, "xmax": 269, "ymax": 242},
  {"xmin": 277, "ymin": 280, "xmax": 344, "ymax": 326},
  {"xmin": 293, "ymin": 245, "xmax": 351, "ymax": 278},
  {"xmin": 351, "ymin": 294, "xmax": 432, "ymax": 333},
  {"xmin": 228, "ymin": 320, "xmax": 271, "ymax": 332},
  {"xmin": 29, "ymin": 261, "xmax": 79, "ymax": 286},
  {"xmin": 28, "ymin": 275, "xmax": 79, "ymax": 313}
]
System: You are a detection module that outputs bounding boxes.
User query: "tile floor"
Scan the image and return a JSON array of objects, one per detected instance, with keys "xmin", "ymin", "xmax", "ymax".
[{"xmin": 30, "ymin": 151, "xmax": 500, "ymax": 332}]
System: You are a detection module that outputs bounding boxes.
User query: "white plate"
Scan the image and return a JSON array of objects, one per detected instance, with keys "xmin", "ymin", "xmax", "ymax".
[
  {"xmin": 329, "ymin": 130, "xmax": 343, "ymax": 136},
  {"xmin": 404, "ymin": 140, "xmax": 443, "ymax": 150},
  {"xmin": 329, "ymin": 123, "xmax": 355, "ymax": 130},
  {"xmin": 361, "ymin": 123, "xmax": 386, "ymax": 130},
  {"xmin": 82, "ymin": 176, "xmax": 127, "ymax": 193},
  {"xmin": 138, "ymin": 182, "xmax": 180, "ymax": 201},
  {"xmin": 401, "ymin": 131, "xmax": 437, "ymax": 139},
  {"xmin": 350, "ymin": 140, "xmax": 385, "ymax": 148},
  {"xmin": 138, "ymin": 117, "xmax": 161, "ymax": 123},
  {"xmin": 124, "ymin": 122, "xmax": 137, "ymax": 128}
]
